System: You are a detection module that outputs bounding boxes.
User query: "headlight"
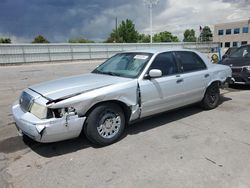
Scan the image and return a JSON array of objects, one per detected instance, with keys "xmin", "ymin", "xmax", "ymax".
[{"xmin": 30, "ymin": 102, "xmax": 48, "ymax": 119}]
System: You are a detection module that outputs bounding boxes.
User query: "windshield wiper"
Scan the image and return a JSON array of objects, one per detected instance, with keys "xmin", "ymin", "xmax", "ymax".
[
  {"xmin": 92, "ymin": 69, "xmax": 122, "ymax": 77},
  {"xmin": 92, "ymin": 69, "xmax": 102, "ymax": 74},
  {"xmin": 102, "ymin": 71, "xmax": 121, "ymax": 76}
]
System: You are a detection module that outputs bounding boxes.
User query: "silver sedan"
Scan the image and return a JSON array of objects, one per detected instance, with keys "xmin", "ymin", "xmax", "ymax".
[{"xmin": 12, "ymin": 49, "xmax": 232, "ymax": 145}]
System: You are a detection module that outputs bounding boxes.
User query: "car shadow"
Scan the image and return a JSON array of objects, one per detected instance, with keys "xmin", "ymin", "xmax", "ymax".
[
  {"xmin": 123, "ymin": 94, "xmax": 231, "ymax": 137},
  {"xmin": 22, "ymin": 95, "xmax": 232, "ymax": 158},
  {"xmin": 22, "ymin": 134, "xmax": 93, "ymax": 158}
]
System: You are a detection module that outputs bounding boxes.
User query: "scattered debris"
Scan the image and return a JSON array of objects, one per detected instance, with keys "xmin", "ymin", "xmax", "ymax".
[
  {"xmin": 205, "ymin": 157, "xmax": 223, "ymax": 167},
  {"xmin": 205, "ymin": 157, "xmax": 216, "ymax": 164},
  {"xmin": 172, "ymin": 135, "xmax": 189, "ymax": 140}
]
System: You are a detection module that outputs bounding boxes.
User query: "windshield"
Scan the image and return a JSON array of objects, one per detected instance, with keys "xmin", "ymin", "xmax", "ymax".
[
  {"xmin": 92, "ymin": 53, "xmax": 153, "ymax": 78},
  {"xmin": 225, "ymin": 47, "xmax": 237, "ymax": 56},
  {"xmin": 230, "ymin": 46, "xmax": 250, "ymax": 58}
]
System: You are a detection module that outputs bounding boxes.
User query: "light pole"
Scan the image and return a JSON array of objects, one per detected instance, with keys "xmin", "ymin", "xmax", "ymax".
[{"xmin": 145, "ymin": 0, "xmax": 159, "ymax": 43}]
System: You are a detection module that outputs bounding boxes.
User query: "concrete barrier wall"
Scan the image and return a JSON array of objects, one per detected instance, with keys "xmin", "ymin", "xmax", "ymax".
[{"xmin": 0, "ymin": 42, "xmax": 219, "ymax": 64}]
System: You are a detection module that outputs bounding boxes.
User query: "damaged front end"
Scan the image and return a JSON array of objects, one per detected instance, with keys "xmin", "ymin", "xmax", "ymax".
[{"xmin": 12, "ymin": 89, "xmax": 86, "ymax": 143}]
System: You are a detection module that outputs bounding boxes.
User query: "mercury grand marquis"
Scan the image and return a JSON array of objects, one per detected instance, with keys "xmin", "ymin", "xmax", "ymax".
[{"xmin": 12, "ymin": 49, "xmax": 232, "ymax": 145}]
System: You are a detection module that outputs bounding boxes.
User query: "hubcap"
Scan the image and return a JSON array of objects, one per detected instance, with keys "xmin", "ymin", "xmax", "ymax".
[
  {"xmin": 208, "ymin": 88, "xmax": 218, "ymax": 105},
  {"xmin": 97, "ymin": 111, "xmax": 121, "ymax": 139}
]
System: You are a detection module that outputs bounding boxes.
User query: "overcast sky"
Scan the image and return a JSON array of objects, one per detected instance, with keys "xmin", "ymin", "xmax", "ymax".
[{"xmin": 0, "ymin": 0, "xmax": 249, "ymax": 43}]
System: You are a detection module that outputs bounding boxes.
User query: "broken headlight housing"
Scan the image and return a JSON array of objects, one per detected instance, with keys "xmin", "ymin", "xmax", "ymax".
[
  {"xmin": 53, "ymin": 107, "xmax": 76, "ymax": 118},
  {"xmin": 30, "ymin": 101, "xmax": 76, "ymax": 119}
]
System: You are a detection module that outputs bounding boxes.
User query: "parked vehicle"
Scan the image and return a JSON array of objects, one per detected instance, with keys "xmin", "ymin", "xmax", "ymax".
[
  {"xmin": 12, "ymin": 49, "xmax": 232, "ymax": 145},
  {"xmin": 220, "ymin": 45, "xmax": 250, "ymax": 85}
]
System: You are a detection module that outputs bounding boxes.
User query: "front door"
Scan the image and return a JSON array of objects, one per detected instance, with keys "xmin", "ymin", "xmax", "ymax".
[{"xmin": 139, "ymin": 52, "xmax": 184, "ymax": 118}]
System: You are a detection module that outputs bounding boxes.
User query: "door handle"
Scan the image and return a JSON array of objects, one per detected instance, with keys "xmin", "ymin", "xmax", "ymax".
[
  {"xmin": 204, "ymin": 74, "xmax": 210, "ymax": 78},
  {"xmin": 176, "ymin": 78, "xmax": 184, "ymax": 83}
]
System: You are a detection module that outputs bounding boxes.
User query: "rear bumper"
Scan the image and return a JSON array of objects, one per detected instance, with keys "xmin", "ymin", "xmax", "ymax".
[{"xmin": 12, "ymin": 102, "xmax": 86, "ymax": 143}]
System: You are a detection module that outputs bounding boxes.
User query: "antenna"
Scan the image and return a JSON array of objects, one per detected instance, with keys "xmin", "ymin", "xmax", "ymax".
[{"xmin": 144, "ymin": 0, "xmax": 159, "ymax": 43}]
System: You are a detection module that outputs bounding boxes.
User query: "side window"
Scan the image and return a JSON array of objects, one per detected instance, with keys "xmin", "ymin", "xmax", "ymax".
[
  {"xmin": 149, "ymin": 52, "xmax": 178, "ymax": 76},
  {"xmin": 175, "ymin": 51, "xmax": 207, "ymax": 73}
]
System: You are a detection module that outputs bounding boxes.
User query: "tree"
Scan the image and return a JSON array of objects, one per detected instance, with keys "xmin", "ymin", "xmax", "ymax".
[
  {"xmin": 68, "ymin": 37, "xmax": 94, "ymax": 43},
  {"xmin": 138, "ymin": 33, "xmax": 150, "ymax": 43},
  {"xmin": 32, "ymin": 35, "xmax": 49, "ymax": 43},
  {"xmin": 106, "ymin": 19, "xmax": 138, "ymax": 43},
  {"xmin": 199, "ymin": 26, "xmax": 213, "ymax": 42},
  {"xmin": 153, "ymin": 31, "xmax": 179, "ymax": 42},
  {"xmin": 183, "ymin": 29, "xmax": 196, "ymax": 42},
  {"xmin": 0, "ymin": 38, "xmax": 11, "ymax": 43}
]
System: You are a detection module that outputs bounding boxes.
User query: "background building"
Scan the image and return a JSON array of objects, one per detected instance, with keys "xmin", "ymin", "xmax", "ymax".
[{"xmin": 213, "ymin": 19, "xmax": 250, "ymax": 48}]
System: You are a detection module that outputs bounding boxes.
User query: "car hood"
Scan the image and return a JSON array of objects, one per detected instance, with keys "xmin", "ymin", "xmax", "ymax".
[
  {"xmin": 29, "ymin": 73, "xmax": 132, "ymax": 100},
  {"xmin": 221, "ymin": 57, "xmax": 250, "ymax": 67}
]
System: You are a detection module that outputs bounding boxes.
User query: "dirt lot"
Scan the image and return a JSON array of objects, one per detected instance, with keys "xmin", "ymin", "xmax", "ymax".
[{"xmin": 0, "ymin": 61, "xmax": 250, "ymax": 188}]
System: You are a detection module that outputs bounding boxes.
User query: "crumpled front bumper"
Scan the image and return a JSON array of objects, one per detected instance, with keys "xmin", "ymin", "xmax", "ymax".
[{"xmin": 12, "ymin": 102, "xmax": 86, "ymax": 143}]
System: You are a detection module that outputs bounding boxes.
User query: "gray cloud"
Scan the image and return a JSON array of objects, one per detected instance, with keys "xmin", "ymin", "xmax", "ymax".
[
  {"xmin": 0, "ymin": 0, "xmax": 249, "ymax": 42},
  {"xmin": 0, "ymin": 0, "xmax": 167, "ymax": 42}
]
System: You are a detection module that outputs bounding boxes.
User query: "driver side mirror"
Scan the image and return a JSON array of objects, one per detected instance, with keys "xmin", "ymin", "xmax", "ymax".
[{"xmin": 145, "ymin": 69, "xmax": 162, "ymax": 79}]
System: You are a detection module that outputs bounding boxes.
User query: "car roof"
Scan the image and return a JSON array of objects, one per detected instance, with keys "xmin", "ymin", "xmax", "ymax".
[
  {"xmin": 122, "ymin": 48, "xmax": 213, "ymax": 68},
  {"xmin": 122, "ymin": 48, "xmax": 199, "ymax": 54}
]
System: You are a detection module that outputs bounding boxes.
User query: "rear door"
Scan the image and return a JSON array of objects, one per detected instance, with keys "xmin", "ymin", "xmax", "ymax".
[
  {"xmin": 174, "ymin": 51, "xmax": 210, "ymax": 105},
  {"xmin": 139, "ymin": 52, "xmax": 184, "ymax": 118}
]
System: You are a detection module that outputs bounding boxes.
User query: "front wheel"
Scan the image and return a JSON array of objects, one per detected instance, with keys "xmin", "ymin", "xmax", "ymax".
[
  {"xmin": 201, "ymin": 83, "xmax": 220, "ymax": 110},
  {"xmin": 84, "ymin": 103, "xmax": 125, "ymax": 146}
]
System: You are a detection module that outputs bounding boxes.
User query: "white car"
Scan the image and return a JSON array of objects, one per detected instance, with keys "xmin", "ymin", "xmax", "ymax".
[{"xmin": 12, "ymin": 49, "xmax": 232, "ymax": 145}]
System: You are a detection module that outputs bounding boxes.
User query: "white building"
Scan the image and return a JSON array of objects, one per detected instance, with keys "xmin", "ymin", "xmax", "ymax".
[{"xmin": 213, "ymin": 19, "xmax": 250, "ymax": 48}]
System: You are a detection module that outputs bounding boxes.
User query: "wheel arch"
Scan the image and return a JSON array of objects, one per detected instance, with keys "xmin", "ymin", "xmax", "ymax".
[
  {"xmin": 207, "ymin": 80, "xmax": 222, "ymax": 88},
  {"xmin": 84, "ymin": 100, "xmax": 132, "ymax": 124},
  {"xmin": 203, "ymin": 80, "xmax": 222, "ymax": 99}
]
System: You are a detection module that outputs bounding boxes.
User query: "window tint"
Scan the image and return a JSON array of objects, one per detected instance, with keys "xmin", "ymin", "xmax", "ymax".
[
  {"xmin": 149, "ymin": 52, "xmax": 178, "ymax": 76},
  {"xmin": 225, "ymin": 42, "xmax": 230, "ymax": 48},
  {"xmin": 243, "ymin": 27, "xmax": 249, "ymax": 33},
  {"xmin": 226, "ymin": 29, "xmax": 232, "ymax": 35},
  {"xmin": 218, "ymin": 30, "xmax": 224, "ymax": 35},
  {"xmin": 241, "ymin": 41, "xmax": 247, "ymax": 45},
  {"xmin": 175, "ymin": 51, "xmax": 206, "ymax": 73},
  {"xmin": 233, "ymin": 42, "xmax": 238, "ymax": 47},
  {"xmin": 234, "ymin": 28, "xmax": 240, "ymax": 34}
]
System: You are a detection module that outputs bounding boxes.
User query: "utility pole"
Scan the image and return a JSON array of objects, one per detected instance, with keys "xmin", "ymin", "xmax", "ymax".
[
  {"xmin": 145, "ymin": 0, "xmax": 159, "ymax": 43},
  {"xmin": 115, "ymin": 17, "xmax": 118, "ymax": 43}
]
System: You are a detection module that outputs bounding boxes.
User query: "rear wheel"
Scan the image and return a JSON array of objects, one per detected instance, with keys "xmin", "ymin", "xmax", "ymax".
[
  {"xmin": 84, "ymin": 103, "xmax": 125, "ymax": 146},
  {"xmin": 201, "ymin": 83, "xmax": 220, "ymax": 110}
]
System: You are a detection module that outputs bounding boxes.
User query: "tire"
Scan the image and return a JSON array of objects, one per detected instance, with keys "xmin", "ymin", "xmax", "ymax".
[
  {"xmin": 201, "ymin": 83, "xmax": 220, "ymax": 110},
  {"xmin": 84, "ymin": 103, "xmax": 125, "ymax": 146}
]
